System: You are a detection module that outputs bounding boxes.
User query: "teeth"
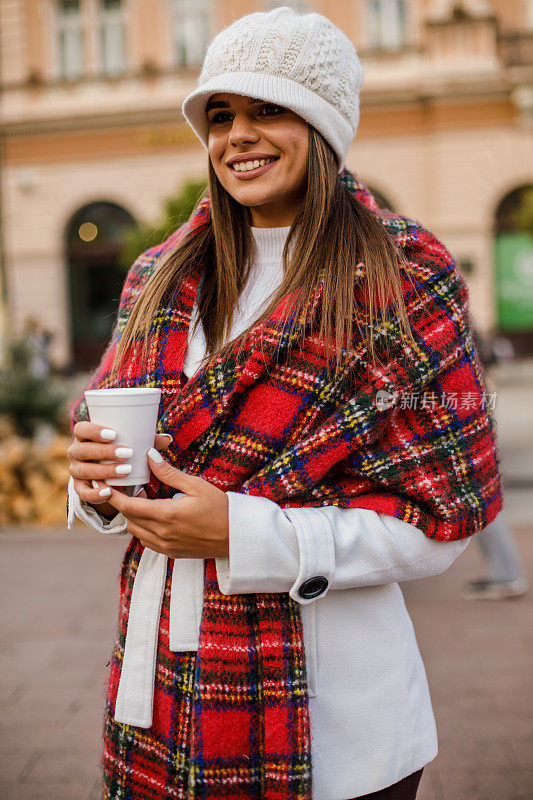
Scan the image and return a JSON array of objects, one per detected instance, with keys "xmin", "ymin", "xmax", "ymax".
[{"xmin": 232, "ymin": 158, "xmax": 276, "ymax": 172}]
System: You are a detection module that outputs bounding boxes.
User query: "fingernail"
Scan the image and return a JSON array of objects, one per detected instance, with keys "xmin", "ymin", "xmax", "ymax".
[
  {"xmin": 99, "ymin": 487, "xmax": 111, "ymax": 497},
  {"xmin": 147, "ymin": 447, "xmax": 164, "ymax": 464},
  {"xmin": 160, "ymin": 434, "xmax": 173, "ymax": 442},
  {"xmin": 115, "ymin": 464, "xmax": 132, "ymax": 475},
  {"xmin": 115, "ymin": 447, "xmax": 133, "ymax": 459},
  {"xmin": 101, "ymin": 429, "xmax": 116, "ymax": 441},
  {"xmin": 92, "ymin": 480, "xmax": 99, "ymax": 489}
]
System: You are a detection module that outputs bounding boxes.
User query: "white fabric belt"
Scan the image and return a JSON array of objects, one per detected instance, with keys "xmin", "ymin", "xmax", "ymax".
[{"xmin": 114, "ymin": 492, "xmax": 204, "ymax": 728}]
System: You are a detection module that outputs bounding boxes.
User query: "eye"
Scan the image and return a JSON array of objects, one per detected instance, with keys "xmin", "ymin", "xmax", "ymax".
[
  {"xmin": 209, "ymin": 111, "xmax": 232, "ymax": 124},
  {"xmin": 208, "ymin": 104, "xmax": 285, "ymax": 125},
  {"xmin": 258, "ymin": 104, "xmax": 284, "ymax": 116}
]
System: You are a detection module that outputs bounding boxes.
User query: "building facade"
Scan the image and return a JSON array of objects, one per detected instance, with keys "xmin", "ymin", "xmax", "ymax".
[{"xmin": 1, "ymin": 0, "xmax": 532, "ymax": 370}]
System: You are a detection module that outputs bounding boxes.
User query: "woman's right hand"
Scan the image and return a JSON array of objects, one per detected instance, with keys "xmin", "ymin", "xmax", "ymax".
[{"xmin": 67, "ymin": 422, "xmax": 173, "ymax": 519}]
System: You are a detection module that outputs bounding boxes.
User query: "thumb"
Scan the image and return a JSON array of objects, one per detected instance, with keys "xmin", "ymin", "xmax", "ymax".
[{"xmin": 146, "ymin": 447, "xmax": 197, "ymax": 494}]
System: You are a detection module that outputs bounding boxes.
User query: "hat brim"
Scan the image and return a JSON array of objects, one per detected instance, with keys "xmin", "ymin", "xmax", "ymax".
[{"xmin": 181, "ymin": 72, "xmax": 357, "ymax": 173}]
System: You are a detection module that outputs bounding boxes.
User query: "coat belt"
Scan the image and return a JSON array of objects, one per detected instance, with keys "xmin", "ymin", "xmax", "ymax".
[{"xmin": 114, "ymin": 492, "xmax": 204, "ymax": 728}]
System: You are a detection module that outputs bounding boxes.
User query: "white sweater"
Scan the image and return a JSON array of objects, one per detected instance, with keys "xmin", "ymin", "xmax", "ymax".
[{"xmin": 68, "ymin": 225, "xmax": 469, "ymax": 800}]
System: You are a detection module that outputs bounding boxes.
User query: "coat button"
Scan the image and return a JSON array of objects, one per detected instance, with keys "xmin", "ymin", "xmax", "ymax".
[{"xmin": 298, "ymin": 576, "xmax": 329, "ymax": 599}]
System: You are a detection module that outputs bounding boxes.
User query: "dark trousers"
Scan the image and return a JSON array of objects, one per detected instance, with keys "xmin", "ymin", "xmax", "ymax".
[{"xmin": 349, "ymin": 768, "xmax": 424, "ymax": 800}]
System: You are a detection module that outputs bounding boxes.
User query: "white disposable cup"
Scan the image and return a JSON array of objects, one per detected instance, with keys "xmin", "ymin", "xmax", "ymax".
[{"xmin": 85, "ymin": 388, "xmax": 162, "ymax": 486}]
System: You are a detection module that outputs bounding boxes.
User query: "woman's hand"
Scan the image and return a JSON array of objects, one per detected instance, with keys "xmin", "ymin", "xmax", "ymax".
[
  {"xmin": 67, "ymin": 422, "xmax": 173, "ymax": 518},
  {"xmin": 101, "ymin": 448, "xmax": 230, "ymax": 559}
]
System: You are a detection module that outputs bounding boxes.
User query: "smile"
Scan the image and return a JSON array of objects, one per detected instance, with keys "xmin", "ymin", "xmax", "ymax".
[{"xmin": 229, "ymin": 157, "xmax": 279, "ymax": 179}]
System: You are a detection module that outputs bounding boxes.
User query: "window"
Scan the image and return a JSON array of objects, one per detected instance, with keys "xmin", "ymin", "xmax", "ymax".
[
  {"xmin": 98, "ymin": 0, "xmax": 126, "ymax": 76},
  {"xmin": 56, "ymin": 0, "xmax": 84, "ymax": 80},
  {"xmin": 170, "ymin": 0, "xmax": 211, "ymax": 68},
  {"xmin": 264, "ymin": 0, "xmax": 309, "ymax": 10},
  {"xmin": 365, "ymin": 0, "xmax": 408, "ymax": 51}
]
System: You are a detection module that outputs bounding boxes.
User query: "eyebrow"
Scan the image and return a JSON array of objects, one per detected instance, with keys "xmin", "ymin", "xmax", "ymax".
[{"xmin": 205, "ymin": 97, "xmax": 265, "ymax": 113}]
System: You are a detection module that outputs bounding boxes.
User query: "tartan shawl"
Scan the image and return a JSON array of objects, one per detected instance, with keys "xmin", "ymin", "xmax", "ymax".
[{"xmin": 70, "ymin": 167, "xmax": 502, "ymax": 799}]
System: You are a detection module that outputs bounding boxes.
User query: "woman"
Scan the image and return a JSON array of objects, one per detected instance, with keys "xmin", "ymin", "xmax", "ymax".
[{"xmin": 67, "ymin": 7, "xmax": 502, "ymax": 800}]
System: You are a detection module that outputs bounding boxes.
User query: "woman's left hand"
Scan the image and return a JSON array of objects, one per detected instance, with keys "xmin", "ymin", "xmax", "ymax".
[{"xmin": 99, "ymin": 448, "xmax": 229, "ymax": 559}]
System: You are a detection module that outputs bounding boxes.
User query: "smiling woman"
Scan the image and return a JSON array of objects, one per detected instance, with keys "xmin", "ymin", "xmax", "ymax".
[
  {"xmin": 111, "ymin": 102, "xmax": 415, "ymax": 372},
  {"xmin": 67, "ymin": 6, "xmax": 502, "ymax": 800},
  {"xmin": 205, "ymin": 94, "xmax": 309, "ymax": 226}
]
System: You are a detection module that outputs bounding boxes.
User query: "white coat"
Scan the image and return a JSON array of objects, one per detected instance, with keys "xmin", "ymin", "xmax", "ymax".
[{"xmin": 68, "ymin": 225, "xmax": 470, "ymax": 799}]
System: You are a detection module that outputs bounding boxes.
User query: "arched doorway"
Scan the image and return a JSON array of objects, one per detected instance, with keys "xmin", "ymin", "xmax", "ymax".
[
  {"xmin": 494, "ymin": 185, "xmax": 533, "ymax": 355},
  {"xmin": 65, "ymin": 201, "xmax": 137, "ymax": 370}
]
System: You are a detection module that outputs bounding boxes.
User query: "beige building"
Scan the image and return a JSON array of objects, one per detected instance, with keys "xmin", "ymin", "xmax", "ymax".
[{"xmin": 1, "ymin": 0, "xmax": 532, "ymax": 370}]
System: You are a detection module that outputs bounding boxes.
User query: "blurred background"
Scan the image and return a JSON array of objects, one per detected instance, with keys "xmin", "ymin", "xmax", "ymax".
[{"xmin": 0, "ymin": 1, "xmax": 531, "ymax": 799}]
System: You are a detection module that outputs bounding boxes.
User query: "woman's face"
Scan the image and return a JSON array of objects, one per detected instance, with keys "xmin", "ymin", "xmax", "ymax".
[{"xmin": 206, "ymin": 92, "xmax": 309, "ymax": 228}]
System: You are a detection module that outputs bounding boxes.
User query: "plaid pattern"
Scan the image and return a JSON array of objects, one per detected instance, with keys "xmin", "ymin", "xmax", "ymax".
[
  {"xmin": 102, "ymin": 539, "xmax": 197, "ymax": 798},
  {"xmin": 71, "ymin": 167, "xmax": 502, "ymax": 799}
]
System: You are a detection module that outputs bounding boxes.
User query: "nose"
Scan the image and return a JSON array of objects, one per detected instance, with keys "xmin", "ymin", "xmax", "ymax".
[{"xmin": 228, "ymin": 113, "xmax": 260, "ymax": 147}]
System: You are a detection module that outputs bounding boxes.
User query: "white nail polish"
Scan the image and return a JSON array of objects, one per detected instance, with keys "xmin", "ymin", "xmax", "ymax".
[
  {"xmin": 115, "ymin": 447, "xmax": 133, "ymax": 459},
  {"xmin": 147, "ymin": 447, "xmax": 164, "ymax": 464},
  {"xmin": 101, "ymin": 429, "xmax": 116, "ymax": 441},
  {"xmin": 99, "ymin": 487, "xmax": 111, "ymax": 497},
  {"xmin": 115, "ymin": 464, "xmax": 132, "ymax": 475},
  {"xmin": 92, "ymin": 480, "xmax": 99, "ymax": 489}
]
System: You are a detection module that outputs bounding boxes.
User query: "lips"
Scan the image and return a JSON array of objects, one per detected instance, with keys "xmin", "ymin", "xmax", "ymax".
[
  {"xmin": 227, "ymin": 154, "xmax": 279, "ymax": 167},
  {"xmin": 228, "ymin": 157, "xmax": 279, "ymax": 180},
  {"xmin": 229, "ymin": 157, "xmax": 278, "ymax": 171}
]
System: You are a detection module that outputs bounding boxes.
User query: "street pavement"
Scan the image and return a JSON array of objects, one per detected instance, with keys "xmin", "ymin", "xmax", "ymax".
[
  {"xmin": 0, "ymin": 362, "xmax": 531, "ymax": 800},
  {"xmin": 1, "ymin": 523, "xmax": 531, "ymax": 800}
]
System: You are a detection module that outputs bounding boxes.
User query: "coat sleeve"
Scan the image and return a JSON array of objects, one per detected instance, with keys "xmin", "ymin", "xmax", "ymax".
[
  {"xmin": 215, "ymin": 492, "xmax": 469, "ymax": 602},
  {"xmin": 67, "ymin": 475, "xmax": 136, "ymax": 536}
]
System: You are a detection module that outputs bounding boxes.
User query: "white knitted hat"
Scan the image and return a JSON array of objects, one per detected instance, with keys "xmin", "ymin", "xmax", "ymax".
[{"xmin": 181, "ymin": 6, "xmax": 364, "ymax": 173}]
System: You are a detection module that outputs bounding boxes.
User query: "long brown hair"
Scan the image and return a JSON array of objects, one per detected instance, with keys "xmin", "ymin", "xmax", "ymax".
[{"xmin": 111, "ymin": 127, "xmax": 416, "ymax": 378}]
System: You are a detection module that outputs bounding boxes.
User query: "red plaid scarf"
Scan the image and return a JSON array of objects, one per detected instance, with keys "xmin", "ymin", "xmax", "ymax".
[{"xmin": 70, "ymin": 167, "xmax": 502, "ymax": 799}]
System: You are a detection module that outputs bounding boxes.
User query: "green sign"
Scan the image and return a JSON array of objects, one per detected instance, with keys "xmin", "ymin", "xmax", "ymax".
[{"xmin": 495, "ymin": 233, "xmax": 533, "ymax": 330}]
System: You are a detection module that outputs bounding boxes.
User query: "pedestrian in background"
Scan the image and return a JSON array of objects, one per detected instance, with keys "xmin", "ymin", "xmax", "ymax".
[
  {"xmin": 23, "ymin": 315, "xmax": 53, "ymax": 378},
  {"xmin": 461, "ymin": 329, "xmax": 528, "ymax": 599},
  {"xmin": 67, "ymin": 7, "xmax": 502, "ymax": 799}
]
